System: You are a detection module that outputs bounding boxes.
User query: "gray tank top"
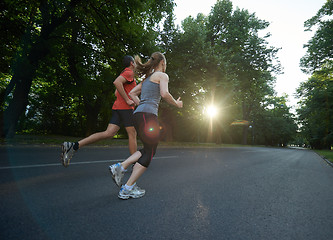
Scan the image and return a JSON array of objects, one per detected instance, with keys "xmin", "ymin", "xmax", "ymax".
[{"xmin": 134, "ymin": 74, "xmax": 161, "ymax": 116}]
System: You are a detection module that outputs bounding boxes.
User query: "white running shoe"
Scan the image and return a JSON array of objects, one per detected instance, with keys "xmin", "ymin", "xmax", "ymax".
[
  {"xmin": 118, "ymin": 184, "xmax": 145, "ymax": 200},
  {"xmin": 109, "ymin": 163, "xmax": 125, "ymax": 187},
  {"xmin": 61, "ymin": 142, "xmax": 76, "ymax": 167}
]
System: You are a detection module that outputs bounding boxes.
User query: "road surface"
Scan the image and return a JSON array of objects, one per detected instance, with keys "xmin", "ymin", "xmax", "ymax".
[{"xmin": 0, "ymin": 146, "xmax": 332, "ymax": 240}]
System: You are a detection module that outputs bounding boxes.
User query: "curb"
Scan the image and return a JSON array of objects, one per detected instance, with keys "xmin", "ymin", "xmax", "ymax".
[
  {"xmin": 314, "ymin": 151, "xmax": 333, "ymax": 168},
  {"xmin": 322, "ymin": 157, "xmax": 333, "ymax": 168}
]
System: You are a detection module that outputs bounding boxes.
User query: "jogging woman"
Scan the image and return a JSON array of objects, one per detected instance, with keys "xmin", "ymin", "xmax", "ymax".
[{"xmin": 109, "ymin": 52, "xmax": 183, "ymax": 199}]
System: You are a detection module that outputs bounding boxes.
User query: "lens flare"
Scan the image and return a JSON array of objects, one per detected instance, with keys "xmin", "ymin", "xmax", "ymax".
[
  {"xmin": 231, "ymin": 120, "xmax": 249, "ymax": 126},
  {"xmin": 143, "ymin": 120, "xmax": 160, "ymax": 143},
  {"xmin": 206, "ymin": 105, "xmax": 218, "ymax": 118}
]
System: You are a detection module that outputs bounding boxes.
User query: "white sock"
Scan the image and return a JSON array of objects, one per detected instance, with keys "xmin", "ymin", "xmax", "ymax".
[
  {"xmin": 125, "ymin": 184, "xmax": 134, "ymax": 190},
  {"xmin": 120, "ymin": 164, "xmax": 127, "ymax": 172}
]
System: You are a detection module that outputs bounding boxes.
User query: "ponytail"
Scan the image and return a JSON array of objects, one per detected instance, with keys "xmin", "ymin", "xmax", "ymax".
[{"xmin": 134, "ymin": 52, "xmax": 166, "ymax": 78}]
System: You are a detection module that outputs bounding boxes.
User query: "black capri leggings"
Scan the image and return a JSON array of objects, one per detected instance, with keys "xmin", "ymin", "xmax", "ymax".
[{"xmin": 133, "ymin": 112, "xmax": 160, "ymax": 168}]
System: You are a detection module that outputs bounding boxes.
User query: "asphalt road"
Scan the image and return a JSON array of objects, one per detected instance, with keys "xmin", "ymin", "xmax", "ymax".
[{"xmin": 0, "ymin": 145, "xmax": 332, "ymax": 240}]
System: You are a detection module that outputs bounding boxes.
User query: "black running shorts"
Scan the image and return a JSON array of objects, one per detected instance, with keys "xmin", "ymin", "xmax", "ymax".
[{"xmin": 109, "ymin": 109, "xmax": 134, "ymax": 127}]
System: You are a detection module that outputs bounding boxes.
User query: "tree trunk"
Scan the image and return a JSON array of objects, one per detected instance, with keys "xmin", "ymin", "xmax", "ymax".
[
  {"xmin": 159, "ymin": 107, "xmax": 174, "ymax": 142},
  {"xmin": 0, "ymin": 37, "xmax": 50, "ymax": 138},
  {"xmin": 84, "ymin": 99, "xmax": 102, "ymax": 136},
  {"xmin": 242, "ymin": 125, "xmax": 248, "ymax": 145},
  {"xmin": 242, "ymin": 101, "xmax": 249, "ymax": 145},
  {"xmin": 1, "ymin": 77, "xmax": 33, "ymax": 137},
  {"xmin": 0, "ymin": 0, "xmax": 82, "ymax": 138},
  {"xmin": 0, "ymin": 55, "xmax": 37, "ymax": 137}
]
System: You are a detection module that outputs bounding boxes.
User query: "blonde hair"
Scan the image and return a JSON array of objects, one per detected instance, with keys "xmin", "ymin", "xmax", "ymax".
[{"xmin": 134, "ymin": 52, "xmax": 166, "ymax": 78}]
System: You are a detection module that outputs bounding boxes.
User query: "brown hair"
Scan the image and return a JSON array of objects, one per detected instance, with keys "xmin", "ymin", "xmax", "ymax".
[{"xmin": 134, "ymin": 52, "xmax": 166, "ymax": 78}]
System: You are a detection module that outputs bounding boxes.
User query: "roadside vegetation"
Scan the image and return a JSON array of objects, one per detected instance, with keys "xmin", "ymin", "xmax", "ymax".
[
  {"xmin": 315, "ymin": 150, "xmax": 333, "ymax": 163},
  {"xmin": 1, "ymin": 0, "xmax": 332, "ymax": 150}
]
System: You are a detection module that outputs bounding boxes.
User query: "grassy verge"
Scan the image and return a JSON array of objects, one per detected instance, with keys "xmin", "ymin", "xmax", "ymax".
[
  {"xmin": 1, "ymin": 134, "xmax": 254, "ymax": 148},
  {"xmin": 0, "ymin": 134, "xmax": 129, "ymax": 146},
  {"xmin": 314, "ymin": 150, "xmax": 333, "ymax": 163}
]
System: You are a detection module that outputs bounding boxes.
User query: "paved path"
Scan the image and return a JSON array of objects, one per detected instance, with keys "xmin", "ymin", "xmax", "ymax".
[{"xmin": 0, "ymin": 146, "xmax": 332, "ymax": 240}]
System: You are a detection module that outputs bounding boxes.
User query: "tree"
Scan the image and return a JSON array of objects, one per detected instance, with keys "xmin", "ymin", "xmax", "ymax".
[
  {"xmin": 1, "ymin": 0, "xmax": 297, "ymax": 146},
  {"xmin": 0, "ymin": 0, "xmax": 83, "ymax": 137},
  {"xmin": 297, "ymin": 0, "xmax": 333, "ymax": 149},
  {"xmin": 207, "ymin": 0, "xmax": 281, "ymax": 144},
  {"xmin": 158, "ymin": 13, "xmax": 218, "ymax": 141},
  {"xmin": 300, "ymin": 0, "xmax": 333, "ymax": 74},
  {"xmin": 158, "ymin": 0, "xmax": 286, "ymax": 144},
  {"xmin": 296, "ymin": 66, "xmax": 333, "ymax": 149},
  {"xmin": 0, "ymin": 0, "xmax": 174, "ymax": 138},
  {"xmin": 253, "ymin": 95, "xmax": 297, "ymax": 146}
]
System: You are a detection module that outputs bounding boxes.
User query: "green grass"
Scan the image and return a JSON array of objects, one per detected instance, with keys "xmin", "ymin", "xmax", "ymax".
[
  {"xmin": 0, "ymin": 134, "xmax": 130, "ymax": 146},
  {"xmin": 315, "ymin": 150, "xmax": 333, "ymax": 163},
  {"xmin": 1, "ymin": 134, "xmax": 255, "ymax": 148}
]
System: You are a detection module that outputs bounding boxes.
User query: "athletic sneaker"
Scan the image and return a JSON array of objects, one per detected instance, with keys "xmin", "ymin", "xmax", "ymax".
[
  {"xmin": 109, "ymin": 163, "xmax": 125, "ymax": 187},
  {"xmin": 61, "ymin": 142, "xmax": 76, "ymax": 167},
  {"xmin": 118, "ymin": 184, "xmax": 145, "ymax": 200}
]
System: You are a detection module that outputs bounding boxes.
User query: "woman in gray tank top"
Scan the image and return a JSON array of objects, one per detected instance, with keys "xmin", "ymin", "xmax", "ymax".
[{"xmin": 109, "ymin": 52, "xmax": 183, "ymax": 199}]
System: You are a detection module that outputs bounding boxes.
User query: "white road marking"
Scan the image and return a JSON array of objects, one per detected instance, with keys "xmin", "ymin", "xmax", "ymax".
[{"xmin": 0, "ymin": 156, "xmax": 179, "ymax": 170}]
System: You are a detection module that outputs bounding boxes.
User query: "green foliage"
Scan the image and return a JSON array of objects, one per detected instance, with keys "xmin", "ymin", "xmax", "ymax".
[
  {"xmin": 1, "ymin": 0, "xmax": 297, "ymax": 145},
  {"xmin": 252, "ymin": 95, "xmax": 297, "ymax": 146},
  {"xmin": 206, "ymin": 0, "xmax": 282, "ymax": 144},
  {"xmin": 158, "ymin": 0, "xmax": 294, "ymax": 145},
  {"xmin": 296, "ymin": 67, "xmax": 333, "ymax": 149},
  {"xmin": 300, "ymin": 0, "xmax": 333, "ymax": 74},
  {"xmin": 314, "ymin": 150, "xmax": 333, "ymax": 163},
  {"xmin": 297, "ymin": 1, "xmax": 333, "ymax": 149},
  {"xmin": 1, "ymin": 0, "xmax": 175, "ymax": 137}
]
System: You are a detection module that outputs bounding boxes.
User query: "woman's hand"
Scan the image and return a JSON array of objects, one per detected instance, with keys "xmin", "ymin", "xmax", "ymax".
[
  {"xmin": 176, "ymin": 97, "xmax": 183, "ymax": 108},
  {"xmin": 129, "ymin": 83, "xmax": 142, "ymax": 106}
]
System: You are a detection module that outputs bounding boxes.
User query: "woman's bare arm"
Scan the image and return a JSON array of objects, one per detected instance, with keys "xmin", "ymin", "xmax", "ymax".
[
  {"xmin": 159, "ymin": 74, "xmax": 183, "ymax": 108},
  {"xmin": 129, "ymin": 82, "xmax": 142, "ymax": 106}
]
